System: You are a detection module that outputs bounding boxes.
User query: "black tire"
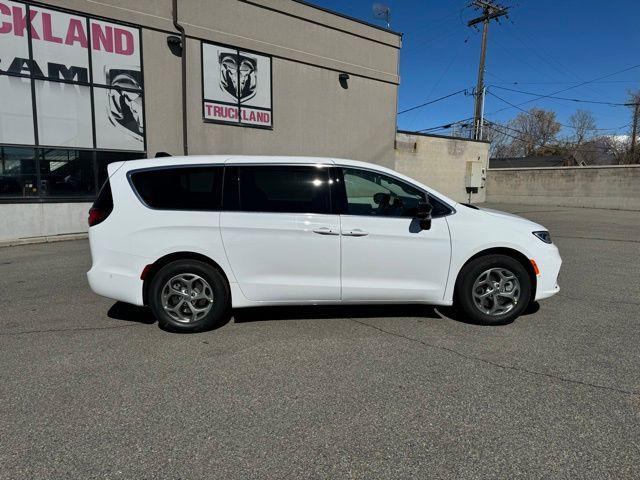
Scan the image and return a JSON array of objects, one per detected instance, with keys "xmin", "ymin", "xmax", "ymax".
[
  {"xmin": 148, "ymin": 260, "xmax": 230, "ymax": 332},
  {"xmin": 455, "ymin": 254, "xmax": 532, "ymax": 325}
]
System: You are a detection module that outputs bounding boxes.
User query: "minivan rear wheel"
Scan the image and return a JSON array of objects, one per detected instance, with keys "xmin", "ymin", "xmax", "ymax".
[
  {"xmin": 148, "ymin": 260, "xmax": 230, "ymax": 332},
  {"xmin": 455, "ymin": 254, "xmax": 532, "ymax": 325}
]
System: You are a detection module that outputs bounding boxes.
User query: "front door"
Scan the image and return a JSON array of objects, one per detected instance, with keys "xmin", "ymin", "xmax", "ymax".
[
  {"xmin": 337, "ymin": 167, "xmax": 452, "ymax": 302},
  {"xmin": 221, "ymin": 164, "xmax": 341, "ymax": 302}
]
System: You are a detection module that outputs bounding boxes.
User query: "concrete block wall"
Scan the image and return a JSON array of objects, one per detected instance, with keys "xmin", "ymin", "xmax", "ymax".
[
  {"xmin": 0, "ymin": 203, "xmax": 91, "ymax": 244},
  {"xmin": 394, "ymin": 132, "xmax": 490, "ymax": 203},
  {"xmin": 486, "ymin": 165, "xmax": 640, "ymax": 210}
]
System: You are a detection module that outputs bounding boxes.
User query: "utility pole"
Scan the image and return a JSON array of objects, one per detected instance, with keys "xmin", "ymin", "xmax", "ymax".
[
  {"xmin": 468, "ymin": 1, "xmax": 509, "ymax": 140},
  {"xmin": 630, "ymin": 99, "xmax": 639, "ymax": 163}
]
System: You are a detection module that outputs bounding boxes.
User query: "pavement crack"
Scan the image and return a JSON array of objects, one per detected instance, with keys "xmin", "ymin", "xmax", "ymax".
[
  {"xmin": 557, "ymin": 292, "xmax": 640, "ymax": 307},
  {"xmin": 0, "ymin": 323, "xmax": 144, "ymax": 337},
  {"xmin": 350, "ymin": 318, "xmax": 639, "ymax": 397},
  {"xmin": 511, "ymin": 209, "xmax": 569, "ymax": 214},
  {"xmin": 554, "ymin": 235, "xmax": 640, "ymax": 244}
]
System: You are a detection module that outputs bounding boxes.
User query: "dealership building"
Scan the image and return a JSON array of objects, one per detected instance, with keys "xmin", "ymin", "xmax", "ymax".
[
  {"xmin": 0, "ymin": 0, "xmax": 490, "ymax": 244},
  {"xmin": 0, "ymin": 0, "xmax": 401, "ymax": 241}
]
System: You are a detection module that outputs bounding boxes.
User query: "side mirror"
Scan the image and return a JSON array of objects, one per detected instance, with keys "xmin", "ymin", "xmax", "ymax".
[
  {"xmin": 373, "ymin": 192, "xmax": 390, "ymax": 205},
  {"xmin": 415, "ymin": 201, "xmax": 433, "ymax": 230}
]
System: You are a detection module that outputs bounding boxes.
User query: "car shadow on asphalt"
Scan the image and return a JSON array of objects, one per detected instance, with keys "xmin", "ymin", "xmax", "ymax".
[
  {"xmin": 233, "ymin": 304, "xmax": 443, "ymax": 323},
  {"xmin": 107, "ymin": 302, "xmax": 157, "ymax": 325},
  {"xmin": 106, "ymin": 300, "xmax": 541, "ymax": 332},
  {"xmin": 106, "ymin": 302, "xmax": 443, "ymax": 329},
  {"xmin": 234, "ymin": 302, "xmax": 540, "ymax": 326}
]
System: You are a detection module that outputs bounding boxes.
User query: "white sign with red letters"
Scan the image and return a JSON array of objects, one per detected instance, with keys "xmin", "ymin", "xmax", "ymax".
[
  {"xmin": 0, "ymin": 1, "xmax": 144, "ymax": 150},
  {"xmin": 202, "ymin": 42, "xmax": 272, "ymax": 128}
]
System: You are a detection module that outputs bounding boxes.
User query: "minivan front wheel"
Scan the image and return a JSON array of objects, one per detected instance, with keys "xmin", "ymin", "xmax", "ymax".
[
  {"xmin": 455, "ymin": 254, "xmax": 532, "ymax": 325},
  {"xmin": 149, "ymin": 260, "xmax": 230, "ymax": 332}
]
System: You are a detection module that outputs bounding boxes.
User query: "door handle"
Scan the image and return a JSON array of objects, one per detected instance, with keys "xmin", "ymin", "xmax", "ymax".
[
  {"xmin": 343, "ymin": 229, "xmax": 369, "ymax": 237},
  {"xmin": 312, "ymin": 227, "xmax": 339, "ymax": 236}
]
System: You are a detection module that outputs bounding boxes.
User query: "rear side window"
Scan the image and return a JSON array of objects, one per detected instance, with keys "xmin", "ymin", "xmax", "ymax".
[
  {"xmin": 93, "ymin": 179, "xmax": 113, "ymax": 211},
  {"xmin": 129, "ymin": 166, "xmax": 223, "ymax": 211},
  {"xmin": 231, "ymin": 165, "xmax": 331, "ymax": 214}
]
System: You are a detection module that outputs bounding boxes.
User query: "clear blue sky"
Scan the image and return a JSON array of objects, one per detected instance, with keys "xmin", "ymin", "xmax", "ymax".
[{"xmin": 310, "ymin": 0, "xmax": 640, "ymax": 137}]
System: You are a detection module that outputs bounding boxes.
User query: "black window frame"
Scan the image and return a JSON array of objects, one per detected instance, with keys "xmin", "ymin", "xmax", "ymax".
[
  {"xmin": 0, "ymin": 146, "xmax": 143, "ymax": 203},
  {"xmin": 222, "ymin": 164, "xmax": 334, "ymax": 215},
  {"xmin": 127, "ymin": 165, "xmax": 224, "ymax": 212},
  {"xmin": 0, "ymin": 1, "xmax": 148, "ymax": 203},
  {"xmin": 332, "ymin": 166, "xmax": 455, "ymax": 219},
  {"xmin": 0, "ymin": 0, "xmax": 147, "ymax": 153}
]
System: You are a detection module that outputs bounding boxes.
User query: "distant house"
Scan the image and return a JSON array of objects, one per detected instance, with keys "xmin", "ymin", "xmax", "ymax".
[
  {"xmin": 489, "ymin": 156, "xmax": 566, "ymax": 169},
  {"xmin": 490, "ymin": 140, "xmax": 618, "ymax": 168}
]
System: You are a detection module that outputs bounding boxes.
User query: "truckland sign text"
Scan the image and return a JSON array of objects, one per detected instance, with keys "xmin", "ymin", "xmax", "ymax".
[
  {"xmin": 0, "ymin": 0, "xmax": 144, "ymax": 150},
  {"xmin": 202, "ymin": 42, "xmax": 273, "ymax": 128}
]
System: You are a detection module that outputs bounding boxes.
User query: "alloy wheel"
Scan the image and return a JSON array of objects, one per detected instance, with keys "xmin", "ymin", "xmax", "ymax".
[
  {"xmin": 471, "ymin": 268, "xmax": 521, "ymax": 316},
  {"xmin": 161, "ymin": 273, "xmax": 214, "ymax": 323}
]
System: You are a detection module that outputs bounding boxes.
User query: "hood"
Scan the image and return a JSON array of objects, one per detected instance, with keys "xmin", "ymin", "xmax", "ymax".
[{"xmin": 476, "ymin": 206, "xmax": 546, "ymax": 231}]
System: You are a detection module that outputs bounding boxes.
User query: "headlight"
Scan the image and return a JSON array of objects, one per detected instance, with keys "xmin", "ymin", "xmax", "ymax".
[{"xmin": 533, "ymin": 231, "xmax": 552, "ymax": 244}]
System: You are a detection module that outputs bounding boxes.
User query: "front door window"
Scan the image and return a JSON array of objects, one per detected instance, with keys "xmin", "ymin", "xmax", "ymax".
[{"xmin": 342, "ymin": 167, "xmax": 426, "ymax": 217}]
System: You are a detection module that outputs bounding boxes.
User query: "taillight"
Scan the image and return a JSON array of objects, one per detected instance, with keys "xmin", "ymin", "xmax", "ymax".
[{"xmin": 88, "ymin": 207, "xmax": 110, "ymax": 227}]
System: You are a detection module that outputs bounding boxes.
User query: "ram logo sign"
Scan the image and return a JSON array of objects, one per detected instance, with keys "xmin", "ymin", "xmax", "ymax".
[{"xmin": 202, "ymin": 42, "xmax": 272, "ymax": 128}]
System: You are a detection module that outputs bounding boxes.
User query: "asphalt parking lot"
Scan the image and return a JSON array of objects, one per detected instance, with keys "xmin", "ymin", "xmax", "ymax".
[{"xmin": 1, "ymin": 203, "xmax": 639, "ymax": 479}]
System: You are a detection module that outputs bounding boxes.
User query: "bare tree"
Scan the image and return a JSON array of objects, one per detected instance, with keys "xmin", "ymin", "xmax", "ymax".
[
  {"xmin": 566, "ymin": 110, "xmax": 598, "ymax": 165},
  {"xmin": 600, "ymin": 134, "xmax": 630, "ymax": 164},
  {"xmin": 509, "ymin": 108, "xmax": 562, "ymax": 156},
  {"xmin": 627, "ymin": 90, "xmax": 640, "ymax": 164},
  {"xmin": 569, "ymin": 110, "xmax": 597, "ymax": 145},
  {"xmin": 483, "ymin": 122, "xmax": 511, "ymax": 158}
]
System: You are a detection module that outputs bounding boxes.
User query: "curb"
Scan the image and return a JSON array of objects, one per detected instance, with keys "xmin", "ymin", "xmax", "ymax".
[{"xmin": 0, "ymin": 233, "xmax": 88, "ymax": 248}]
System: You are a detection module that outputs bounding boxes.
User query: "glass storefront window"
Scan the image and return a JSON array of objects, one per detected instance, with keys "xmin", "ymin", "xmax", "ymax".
[
  {"xmin": 0, "ymin": 2, "xmax": 145, "ymax": 152},
  {"xmin": 35, "ymin": 81, "xmax": 93, "ymax": 149},
  {"xmin": 96, "ymin": 151, "xmax": 142, "ymax": 187},
  {"xmin": 0, "ymin": 148, "xmax": 38, "ymax": 198},
  {"xmin": 0, "ymin": 2, "xmax": 147, "ymax": 203},
  {"xmin": 39, "ymin": 149, "xmax": 96, "ymax": 197},
  {"xmin": 0, "ymin": 147, "xmax": 145, "ymax": 201}
]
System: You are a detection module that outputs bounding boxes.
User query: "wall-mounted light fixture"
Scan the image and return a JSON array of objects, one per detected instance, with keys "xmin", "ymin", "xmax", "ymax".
[
  {"xmin": 339, "ymin": 73, "xmax": 350, "ymax": 89},
  {"xmin": 167, "ymin": 35, "xmax": 183, "ymax": 57}
]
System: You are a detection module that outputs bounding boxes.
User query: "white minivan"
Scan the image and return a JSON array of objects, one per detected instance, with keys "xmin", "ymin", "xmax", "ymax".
[{"xmin": 87, "ymin": 156, "xmax": 561, "ymax": 331}]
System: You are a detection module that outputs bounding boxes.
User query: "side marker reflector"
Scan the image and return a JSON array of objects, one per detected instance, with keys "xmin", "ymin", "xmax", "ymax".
[
  {"xmin": 530, "ymin": 259, "xmax": 540, "ymax": 276},
  {"xmin": 140, "ymin": 264, "xmax": 153, "ymax": 280}
]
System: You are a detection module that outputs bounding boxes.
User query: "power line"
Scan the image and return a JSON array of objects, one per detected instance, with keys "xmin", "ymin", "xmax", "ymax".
[
  {"xmin": 398, "ymin": 88, "xmax": 469, "ymax": 115},
  {"xmin": 484, "ymin": 120, "xmax": 633, "ymax": 154},
  {"xmin": 467, "ymin": 0, "xmax": 510, "ymax": 140},
  {"xmin": 489, "ymin": 80, "xmax": 640, "ymax": 85},
  {"xmin": 402, "ymin": 5, "xmax": 472, "ymax": 55},
  {"xmin": 410, "ymin": 116, "xmax": 474, "ymax": 133},
  {"xmin": 484, "ymin": 63, "xmax": 640, "ymax": 117},
  {"xmin": 490, "ymin": 85, "xmax": 638, "ymax": 107},
  {"xmin": 403, "ymin": 8, "xmax": 461, "ymax": 38},
  {"xmin": 502, "ymin": 20, "xmax": 608, "ymax": 100},
  {"xmin": 486, "ymin": 90, "xmax": 634, "ymax": 132},
  {"xmin": 483, "ymin": 121, "xmax": 522, "ymax": 142},
  {"xmin": 414, "ymin": 112, "xmax": 631, "ymax": 137},
  {"xmin": 405, "ymin": 35, "xmax": 471, "ymax": 129},
  {"xmin": 488, "ymin": 35, "xmax": 562, "ymax": 85}
]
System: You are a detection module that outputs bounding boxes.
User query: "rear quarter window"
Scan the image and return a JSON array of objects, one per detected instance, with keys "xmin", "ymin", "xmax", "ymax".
[
  {"xmin": 93, "ymin": 179, "xmax": 113, "ymax": 211},
  {"xmin": 129, "ymin": 166, "xmax": 223, "ymax": 211}
]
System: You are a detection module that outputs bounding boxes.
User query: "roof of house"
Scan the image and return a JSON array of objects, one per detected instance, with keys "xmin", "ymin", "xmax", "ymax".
[{"xmin": 489, "ymin": 156, "xmax": 566, "ymax": 169}]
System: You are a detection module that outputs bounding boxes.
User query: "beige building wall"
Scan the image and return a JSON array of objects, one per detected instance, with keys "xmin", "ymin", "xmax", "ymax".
[
  {"xmin": 0, "ymin": 203, "xmax": 91, "ymax": 243},
  {"xmin": 185, "ymin": 38, "xmax": 397, "ymax": 167},
  {"xmin": 394, "ymin": 132, "xmax": 490, "ymax": 203},
  {"xmin": 47, "ymin": 0, "xmax": 401, "ymax": 165}
]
